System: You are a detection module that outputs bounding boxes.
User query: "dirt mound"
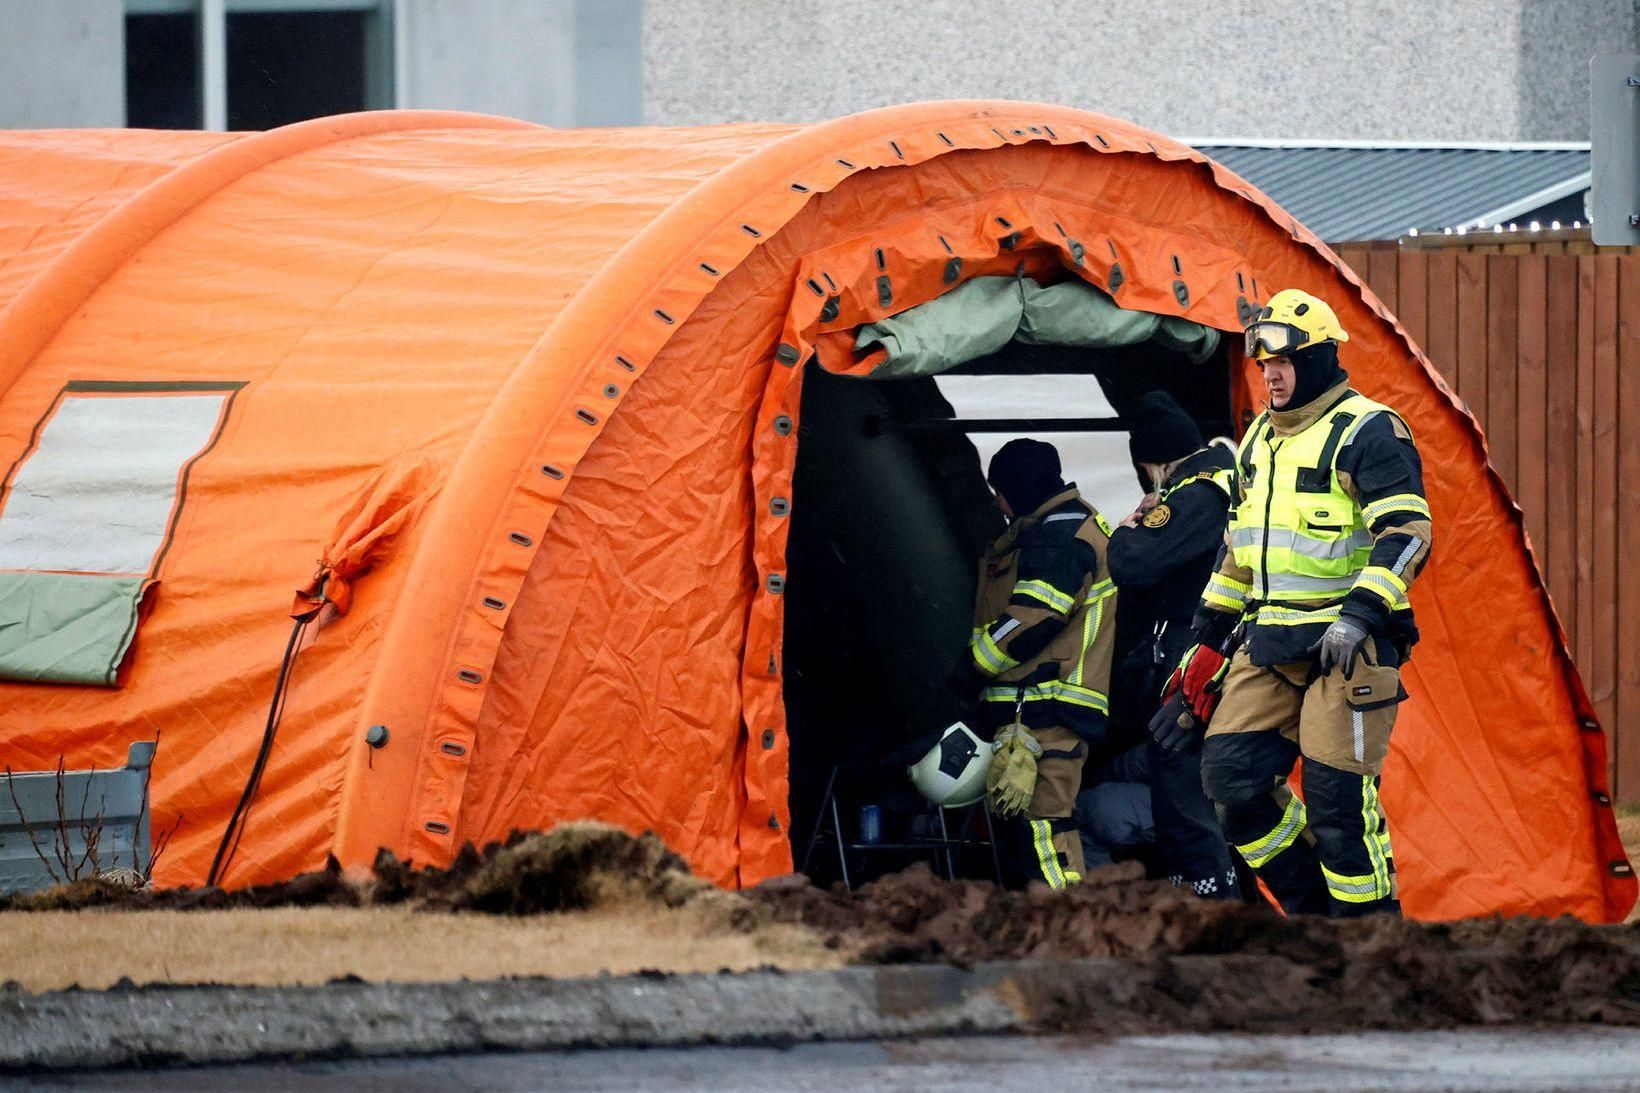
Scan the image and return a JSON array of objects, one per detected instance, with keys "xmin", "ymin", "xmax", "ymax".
[
  {"xmin": 374, "ymin": 822, "xmax": 714, "ymax": 914},
  {"xmin": 0, "ymin": 824, "xmax": 725, "ymax": 918},
  {"xmin": 749, "ymin": 863, "xmax": 1640, "ymax": 1030}
]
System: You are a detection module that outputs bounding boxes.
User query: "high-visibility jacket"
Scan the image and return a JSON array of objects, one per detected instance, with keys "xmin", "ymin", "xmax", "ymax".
[
  {"xmin": 1197, "ymin": 382, "xmax": 1433, "ymax": 666},
  {"xmin": 969, "ymin": 487, "xmax": 1118, "ymax": 739}
]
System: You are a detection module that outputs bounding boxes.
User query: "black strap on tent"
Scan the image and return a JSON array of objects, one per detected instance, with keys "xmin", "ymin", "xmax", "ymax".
[{"xmin": 206, "ymin": 613, "xmax": 310, "ymax": 887}]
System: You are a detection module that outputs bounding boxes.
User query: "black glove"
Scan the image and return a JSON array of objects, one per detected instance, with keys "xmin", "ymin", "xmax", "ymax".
[
  {"xmin": 1314, "ymin": 618, "xmax": 1370, "ymax": 679},
  {"xmin": 1148, "ymin": 692, "xmax": 1205, "ymax": 755}
]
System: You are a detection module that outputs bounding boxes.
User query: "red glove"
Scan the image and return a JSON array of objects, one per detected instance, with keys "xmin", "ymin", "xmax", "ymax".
[{"xmin": 1162, "ymin": 643, "xmax": 1229, "ymax": 724}]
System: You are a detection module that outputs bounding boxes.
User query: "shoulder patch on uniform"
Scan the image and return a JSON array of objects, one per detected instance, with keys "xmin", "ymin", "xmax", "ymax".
[{"xmin": 1142, "ymin": 504, "xmax": 1171, "ymax": 528}]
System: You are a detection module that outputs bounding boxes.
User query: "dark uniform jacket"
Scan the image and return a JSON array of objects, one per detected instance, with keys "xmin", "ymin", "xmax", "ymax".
[{"xmin": 1107, "ymin": 445, "xmax": 1236, "ymax": 669}]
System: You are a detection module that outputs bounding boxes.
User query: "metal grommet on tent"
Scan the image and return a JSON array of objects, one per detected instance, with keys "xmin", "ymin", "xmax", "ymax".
[
  {"xmin": 877, "ymin": 276, "xmax": 892, "ymax": 307},
  {"xmin": 458, "ymin": 668, "xmax": 483, "ymax": 684},
  {"xmin": 776, "ymin": 343, "xmax": 800, "ymax": 366},
  {"xmin": 1613, "ymin": 860, "xmax": 1635, "ymax": 877},
  {"xmin": 509, "ymin": 531, "xmax": 533, "ymax": 546},
  {"xmin": 604, "ymin": 384, "xmax": 620, "ymax": 398},
  {"xmin": 576, "ymin": 409, "xmax": 598, "ymax": 425},
  {"xmin": 937, "ymin": 132, "xmax": 953, "ymax": 146},
  {"xmin": 425, "ymin": 821, "xmax": 450, "ymax": 835},
  {"xmin": 653, "ymin": 309, "xmax": 674, "ymax": 325},
  {"xmin": 1594, "ymin": 790, "xmax": 1612, "ymax": 805},
  {"xmin": 541, "ymin": 464, "xmax": 565, "ymax": 479},
  {"xmin": 1108, "ymin": 263, "xmax": 1125, "ymax": 292},
  {"xmin": 1582, "ymin": 719, "xmax": 1600, "ymax": 732},
  {"xmin": 761, "ymin": 729, "xmax": 776, "ymax": 749},
  {"xmin": 1069, "ymin": 240, "xmax": 1085, "ymax": 265},
  {"xmin": 1237, "ymin": 296, "xmax": 1256, "ymax": 325},
  {"xmin": 365, "ymin": 724, "xmax": 389, "ymax": 749},
  {"xmin": 943, "ymin": 257, "xmax": 962, "ymax": 284},
  {"xmin": 790, "ymin": 182, "xmax": 810, "ymax": 193},
  {"xmin": 770, "ymin": 497, "xmax": 789, "ymax": 516},
  {"xmin": 995, "ymin": 216, "xmax": 1012, "ymax": 229},
  {"xmin": 773, "ymin": 415, "xmax": 793, "ymax": 436},
  {"xmin": 1095, "ymin": 133, "xmax": 1109, "ymax": 147},
  {"xmin": 766, "ymin": 573, "xmax": 785, "ymax": 594},
  {"xmin": 441, "ymin": 742, "xmax": 467, "ymax": 756},
  {"xmin": 820, "ymin": 296, "xmax": 840, "ymax": 323},
  {"xmin": 616, "ymin": 355, "xmax": 636, "ymax": 372},
  {"xmin": 889, "ymin": 140, "xmax": 904, "ymax": 159},
  {"xmin": 767, "ymin": 815, "xmax": 780, "ymax": 831},
  {"xmin": 700, "ymin": 263, "xmax": 719, "ymax": 276},
  {"xmin": 806, "ymin": 278, "xmax": 825, "ymax": 297},
  {"xmin": 999, "ymin": 232, "xmax": 1020, "ymax": 251},
  {"xmin": 1042, "ymin": 124, "xmax": 1056, "ymax": 138},
  {"xmin": 482, "ymin": 596, "xmax": 506, "ymax": 610},
  {"xmin": 742, "ymin": 224, "xmax": 761, "ymax": 238},
  {"xmin": 1173, "ymin": 280, "xmax": 1189, "ymax": 307}
]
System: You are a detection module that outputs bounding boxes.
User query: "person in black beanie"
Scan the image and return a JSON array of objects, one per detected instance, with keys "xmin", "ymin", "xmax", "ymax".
[
  {"xmin": 1100, "ymin": 390, "xmax": 1241, "ymax": 899},
  {"xmin": 960, "ymin": 439, "xmax": 1119, "ymax": 888}
]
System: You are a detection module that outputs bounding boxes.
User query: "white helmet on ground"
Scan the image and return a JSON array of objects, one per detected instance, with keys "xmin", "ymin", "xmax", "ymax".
[{"xmin": 908, "ymin": 721, "xmax": 993, "ymax": 808}]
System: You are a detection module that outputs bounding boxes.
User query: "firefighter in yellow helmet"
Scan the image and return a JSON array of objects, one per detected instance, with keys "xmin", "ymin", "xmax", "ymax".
[{"xmin": 1161, "ymin": 289, "xmax": 1432, "ymax": 916}]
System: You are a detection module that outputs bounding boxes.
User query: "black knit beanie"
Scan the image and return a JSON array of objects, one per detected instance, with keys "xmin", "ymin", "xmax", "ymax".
[
  {"xmin": 987, "ymin": 438, "xmax": 1065, "ymax": 518},
  {"xmin": 1126, "ymin": 390, "xmax": 1204, "ymax": 465},
  {"xmin": 1285, "ymin": 341, "xmax": 1349, "ymax": 411}
]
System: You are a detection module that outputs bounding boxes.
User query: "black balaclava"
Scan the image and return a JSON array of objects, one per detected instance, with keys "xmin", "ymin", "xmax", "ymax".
[
  {"xmin": 1127, "ymin": 390, "xmax": 1204, "ymax": 465},
  {"xmin": 1284, "ymin": 341, "xmax": 1349, "ymax": 411},
  {"xmin": 987, "ymin": 438, "xmax": 1066, "ymax": 519}
]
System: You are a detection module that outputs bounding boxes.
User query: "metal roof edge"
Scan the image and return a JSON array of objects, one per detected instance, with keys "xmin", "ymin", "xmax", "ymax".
[
  {"xmin": 1179, "ymin": 137, "xmax": 1591, "ymax": 152},
  {"xmin": 1466, "ymin": 171, "xmax": 1594, "ymax": 228}
]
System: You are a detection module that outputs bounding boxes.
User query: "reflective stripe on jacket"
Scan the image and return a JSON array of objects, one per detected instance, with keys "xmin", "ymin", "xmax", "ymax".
[{"xmin": 969, "ymin": 487, "xmax": 1117, "ymax": 739}]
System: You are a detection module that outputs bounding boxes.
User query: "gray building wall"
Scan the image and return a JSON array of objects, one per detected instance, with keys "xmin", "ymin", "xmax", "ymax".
[
  {"xmin": 396, "ymin": 0, "xmax": 641, "ymax": 126},
  {"xmin": 643, "ymin": 0, "xmax": 1638, "ymax": 139},
  {"xmin": 0, "ymin": 0, "xmax": 124, "ymax": 128}
]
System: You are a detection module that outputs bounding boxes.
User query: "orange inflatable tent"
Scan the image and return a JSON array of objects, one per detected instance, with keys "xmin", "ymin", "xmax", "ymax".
[{"xmin": 0, "ymin": 102, "xmax": 1629, "ymax": 922}]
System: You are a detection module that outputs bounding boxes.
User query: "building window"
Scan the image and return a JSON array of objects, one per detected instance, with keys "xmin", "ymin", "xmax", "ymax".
[
  {"xmin": 124, "ymin": 1, "xmax": 392, "ymax": 131},
  {"xmin": 126, "ymin": 10, "xmax": 202, "ymax": 129}
]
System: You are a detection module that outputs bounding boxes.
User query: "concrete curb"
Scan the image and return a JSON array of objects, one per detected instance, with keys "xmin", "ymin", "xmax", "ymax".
[{"xmin": 0, "ymin": 956, "xmax": 1246, "ymax": 1072}]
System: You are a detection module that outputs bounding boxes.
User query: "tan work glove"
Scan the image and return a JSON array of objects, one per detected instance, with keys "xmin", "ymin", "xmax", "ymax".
[{"xmin": 986, "ymin": 723, "xmax": 1041, "ymax": 818}]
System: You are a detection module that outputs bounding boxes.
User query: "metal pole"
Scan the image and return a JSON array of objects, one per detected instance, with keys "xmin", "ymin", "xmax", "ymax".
[{"xmin": 199, "ymin": 0, "xmax": 227, "ymax": 130}]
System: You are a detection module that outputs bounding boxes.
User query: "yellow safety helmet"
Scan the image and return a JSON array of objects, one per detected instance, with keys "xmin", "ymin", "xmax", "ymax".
[{"xmin": 1243, "ymin": 288, "xmax": 1349, "ymax": 360}]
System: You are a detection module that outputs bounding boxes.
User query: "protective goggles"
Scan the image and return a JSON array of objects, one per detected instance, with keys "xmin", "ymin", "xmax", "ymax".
[{"xmin": 1243, "ymin": 321, "xmax": 1311, "ymax": 359}]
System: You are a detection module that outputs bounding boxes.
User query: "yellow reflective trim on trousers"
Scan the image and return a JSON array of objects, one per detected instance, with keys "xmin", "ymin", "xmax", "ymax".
[
  {"xmin": 1362, "ymin": 493, "xmax": 1431, "ymax": 524},
  {"xmin": 1254, "ymin": 603, "xmax": 1343, "ymax": 627},
  {"xmin": 1321, "ymin": 862, "xmax": 1389, "ymax": 902},
  {"xmin": 970, "ymin": 630, "xmax": 1016, "ymax": 674},
  {"xmin": 1354, "ymin": 565, "xmax": 1409, "ymax": 607},
  {"xmin": 1363, "ymin": 777, "xmax": 1393, "ymax": 897},
  {"xmin": 1233, "ymin": 794, "xmax": 1307, "ymax": 868},
  {"xmin": 1014, "ymin": 579, "xmax": 1075, "ymax": 614},
  {"xmin": 1031, "ymin": 819, "xmax": 1067, "ymax": 889}
]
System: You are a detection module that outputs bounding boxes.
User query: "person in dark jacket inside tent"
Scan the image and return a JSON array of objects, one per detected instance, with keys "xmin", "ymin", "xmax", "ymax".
[{"xmin": 1102, "ymin": 391, "xmax": 1239, "ymax": 898}]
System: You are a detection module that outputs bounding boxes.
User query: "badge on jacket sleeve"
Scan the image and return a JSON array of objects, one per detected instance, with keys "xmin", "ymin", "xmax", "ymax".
[{"xmin": 1142, "ymin": 504, "xmax": 1171, "ymax": 528}]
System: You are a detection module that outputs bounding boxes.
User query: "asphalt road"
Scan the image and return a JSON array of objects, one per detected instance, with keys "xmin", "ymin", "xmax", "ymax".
[{"xmin": 10, "ymin": 1028, "xmax": 1640, "ymax": 1092}]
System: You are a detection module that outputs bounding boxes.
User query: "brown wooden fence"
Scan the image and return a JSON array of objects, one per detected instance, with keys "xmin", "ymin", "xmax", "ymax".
[{"xmin": 1334, "ymin": 245, "xmax": 1640, "ymax": 797}]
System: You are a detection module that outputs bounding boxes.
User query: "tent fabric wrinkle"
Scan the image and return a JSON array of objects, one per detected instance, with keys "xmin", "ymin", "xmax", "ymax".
[{"xmin": 0, "ymin": 101, "xmax": 1628, "ymax": 923}]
